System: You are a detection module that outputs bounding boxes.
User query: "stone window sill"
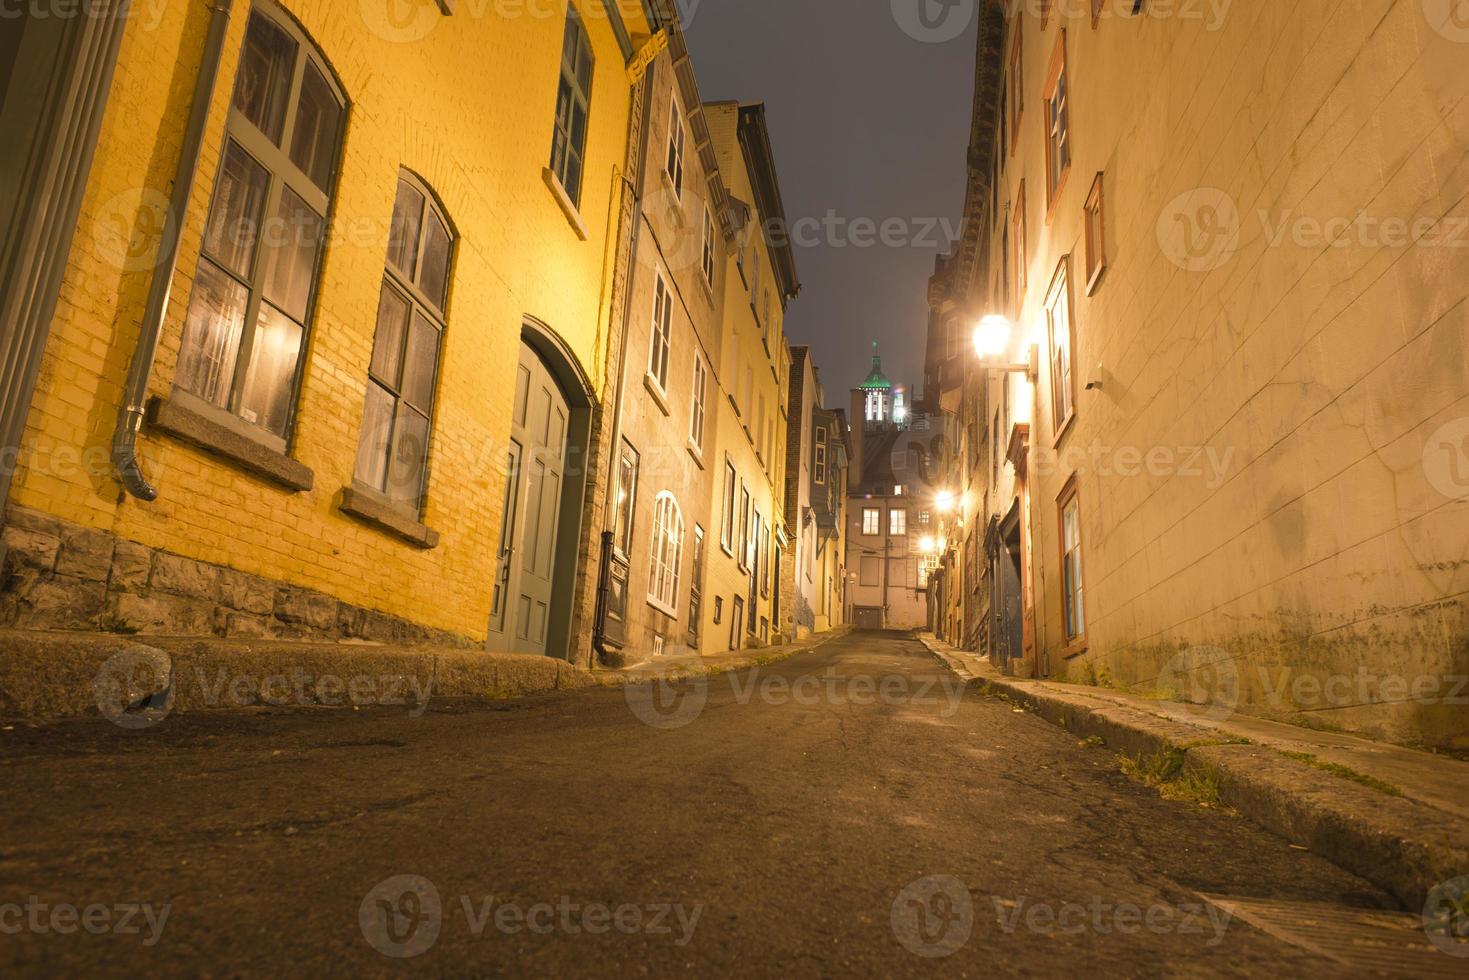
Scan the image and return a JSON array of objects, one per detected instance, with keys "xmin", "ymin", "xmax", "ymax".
[
  {"xmin": 643, "ymin": 372, "xmax": 671, "ymax": 416},
  {"xmin": 149, "ymin": 395, "xmax": 313, "ymax": 492},
  {"xmin": 339, "ymin": 485, "xmax": 440, "ymax": 549},
  {"xmin": 542, "ymin": 167, "xmax": 589, "ymax": 241}
]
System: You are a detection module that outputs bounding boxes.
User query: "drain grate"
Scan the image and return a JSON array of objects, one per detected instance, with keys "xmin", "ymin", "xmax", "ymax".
[{"xmin": 1199, "ymin": 894, "xmax": 1465, "ymax": 978}]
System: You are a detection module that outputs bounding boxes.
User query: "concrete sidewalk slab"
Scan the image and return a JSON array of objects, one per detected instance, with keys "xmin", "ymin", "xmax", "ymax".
[{"xmin": 918, "ymin": 632, "xmax": 1469, "ymax": 911}]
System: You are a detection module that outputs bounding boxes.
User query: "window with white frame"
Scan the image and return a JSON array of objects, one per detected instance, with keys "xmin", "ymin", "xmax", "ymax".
[
  {"xmin": 353, "ymin": 174, "xmax": 454, "ymax": 512},
  {"xmin": 814, "ymin": 441, "xmax": 827, "ymax": 484},
  {"xmin": 648, "ymin": 491, "xmax": 685, "ymax": 615},
  {"xmin": 1044, "ymin": 31, "xmax": 1072, "ymax": 209},
  {"xmin": 862, "ymin": 508, "xmax": 880, "ymax": 536},
  {"xmin": 890, "ymin": 509, "xmax": 907, "ymax": 536},
  {"xmin": 1046, "ymin": 259, "xmax": 1075, "ymax": 433},
  {"xmin": 648, "ymin": 274, "xmax": 671, "ymax": 392},
  {"xmin": 175, "ymin": 8, "xmax": 344, "ymax": 446},
  {"xmin": 701, "ymin": 207, "xmax": 716, "ymax": 285},
  {"xmin": 721, "ymin": 459, "xmax": 736, "ymax": 554},
  {"xmin": 689, "ymin": 355, "xmax": 707, "ymax": 451},
  {"xmin": 738, "ymin": 484, "xmax": 751, "ymax": 571},
  {"xmin": 665, "ymin": 96, "xmax": 685, "ymax": 198}
]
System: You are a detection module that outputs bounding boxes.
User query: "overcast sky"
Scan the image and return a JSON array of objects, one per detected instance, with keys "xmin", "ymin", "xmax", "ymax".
[{"xmin": 684, "ymin": 0, "xmax": 979, "ymax": 406}]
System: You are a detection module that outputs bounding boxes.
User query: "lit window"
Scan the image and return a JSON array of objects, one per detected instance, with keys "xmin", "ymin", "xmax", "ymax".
[
  {"xmin": 175, "ymin": 9, "xmax": 343, "ymax": 446},
  {"xmin": 890, "ymin": 509, "xmax": 907, "ymax": 536},
  {"xmin": 862, "ymin": 508, "xmax": 880, "ymax": 536},
  {"xmin": 354, "ymin": 174, "xmax": 455, "ymax": 513},
  {"xmin": 549, "ymin": 7, "xmax": 594, "ymax": 206},
  {"xmin": 648, "ymin": 492, "xmax": 685, "ymax": 615},
  {"xmin": 1046, "ymin": 259, "xmax": 1075, "ymax": 433},
  {"xmin": 648, "ymin": 274, "xmax": 672, "ymax": 391}
]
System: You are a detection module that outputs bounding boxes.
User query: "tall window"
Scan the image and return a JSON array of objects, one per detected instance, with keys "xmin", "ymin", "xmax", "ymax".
[
  {"xmin": 862, "ymin": 508, "xmax": 880, "ymax": 536},
  {"xmin": 721, "ymin": 459, "xmax": 737, "ymax": 554},
  {"xmin": 814, "ymin": 433, "xmax": 827, "ymax": 484},
  {"xmin": 689, "ymin": 355, "xmax": 708, "ymax": 450},
  {"xmin": 175, "ymin": 9, "xmax": 344, "ymax": 446},
  {"xmin": 648, "ymin": 274, "xmax": 671, "ymax": 392},
  {"xmin": 549, "ymin": 7, "xmax": 593, "ymax": 206},
  {"xmin": 612, "ymin": 439, "xmax": 639, "ymax": 558},
  {"xmin": 1044, "ymin": 31, "xmax": 1071, "ymax": 209},
  {"xmin": 665, "ymin": 96, "xmax": 685, "ymax": 198},
  {"xmin": 354, "ymin": 175, "xmax": 454, "ymax": 511},
  {"xmin": 688, "ymin": 526, "xmax": 705, "ymax": 648},
  {"xmin": 1013, "ymin": 180, "xmax": 1027, "ymax": 302},
  {"xmin": 648, "ymin": 492, "xmax": 685, "ymax": 615},
  {"xmin": 1059, "ymin": 480, "xmax": 1086, "ymax": 646},
  {"xmin": 1046, "ymin": 259, "xmax": 1075, "ymax": 434},
  {"xmin": 890, "ymin": 509, "xmax": 907, "ymax": 536},
  {"xmin": 701, "ymin": 207, "xmax": 716, "ymax": 285},
  {"xmin": 738, "ymin": 484, "xmax": 751, "ymax": 570},
  {"xmin": 1008, "ymin": 19, "xmax": 1023, "ymax": 153},
  {"xmin": 1084, "ymin": 172, "xmax": 1107, "ymax": 293}
]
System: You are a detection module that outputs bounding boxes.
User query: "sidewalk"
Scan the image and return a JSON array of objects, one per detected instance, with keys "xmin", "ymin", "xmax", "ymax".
[
  {"xmin": 0, "ymin": 627, "xmax": 851, "ymax": 722},
  {"xmin": 918, "ymin": 632, "xmax": 1469, "ymax": 911}
]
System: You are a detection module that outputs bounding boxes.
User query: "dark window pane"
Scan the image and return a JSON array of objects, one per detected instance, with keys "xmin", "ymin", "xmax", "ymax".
[
  {"xmin": 176, "ymin": 259, "xmax": 249, "ymax": 407},
  {"xmin": 576, "ymin": 43, "xmax": 593, "ymax": 92},
  {"xmin": 201, "ymin": 141, "xmax": 269, "ymax": 279},
  {"xmin": 402, "ymin": 311, "xmax": 439, "ymax": 411},
  {"xmin": 369, "ymin": 282, "xmax": 410, "ymax": 387},
  {"xmin": 419, "ymin": 212, "xmax": 451, "ymax": 310},
  {"xmin": 354, "ymin": 381, "xmax": 395, "ymax": 492},
  {"xmin": 563, "ymin": 150, "xmax": 582, "ymax": 205},
  {"xmin": 259, "ymin": 187, "xmax": 324, "ymax": 322},
  {"xmin": 386, "ymin": 405, "xmax": 429, "ymax": 507},
  {"xmin": 387, "ymin": 180, "xmax": 424, "ymax": 278},
  {"xmin": 231, "ymin": 13, "xmax": 296, "ymax": 145},
  {"xmin": 238, "ymin": 303, "xmax": 303, "ymax": 435},
  {"xmin": 289, "ymin": 61, "xmax": 342, "ymax": 192}
]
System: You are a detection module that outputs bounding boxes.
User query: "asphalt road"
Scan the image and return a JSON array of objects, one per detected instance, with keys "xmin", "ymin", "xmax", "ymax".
[{"xmin": 0, "ymin": 630, "xmax": 1397, "ymax": 977}]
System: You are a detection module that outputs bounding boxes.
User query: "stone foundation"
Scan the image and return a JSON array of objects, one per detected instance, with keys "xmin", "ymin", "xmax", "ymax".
[{"xmin": 0, "ymin": 506, "xmax": 472, "ymax": 647}]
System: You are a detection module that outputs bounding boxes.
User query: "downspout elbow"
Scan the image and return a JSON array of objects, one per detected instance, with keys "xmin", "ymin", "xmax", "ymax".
[{"xmin": 112, "ymin": 405, "xmax": 157, "ymax": 502}]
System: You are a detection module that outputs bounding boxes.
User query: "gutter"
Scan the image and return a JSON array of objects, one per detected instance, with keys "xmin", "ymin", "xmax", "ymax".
[{"xmin": 112, "ymin": 0, "xmax": 234, "ymax": 502}]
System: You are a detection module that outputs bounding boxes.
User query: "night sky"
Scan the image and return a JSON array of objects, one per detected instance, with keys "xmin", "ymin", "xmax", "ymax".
[{"xmin": 684, "ymin": 0, "xmax": 979, "ymax": 407}]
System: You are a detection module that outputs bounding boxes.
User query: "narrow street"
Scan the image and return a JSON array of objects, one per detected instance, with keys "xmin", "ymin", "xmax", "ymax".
[{"xmin": 0, "ymin": 631, "xmax": 1391, "ymax": 976}]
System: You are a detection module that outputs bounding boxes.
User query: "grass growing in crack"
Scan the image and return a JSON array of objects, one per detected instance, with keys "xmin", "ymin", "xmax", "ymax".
[
  {"xmin": 1119, "ymin": 748, "xmax": 1226, "ymax": 809},
  {"xmin": 1279, "ymin": 751, "xmax": 1403, "ymax": 797}
]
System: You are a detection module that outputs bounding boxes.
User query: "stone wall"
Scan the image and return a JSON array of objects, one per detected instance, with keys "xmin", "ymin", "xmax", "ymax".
[{"xmin": 0, "ymin": 507, "xmax": 471, "ymax": 647}]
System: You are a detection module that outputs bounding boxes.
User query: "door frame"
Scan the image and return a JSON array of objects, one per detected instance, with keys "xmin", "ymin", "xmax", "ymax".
[{"xmin": 511, "ymin": 318, "xmax": 594, "ymax": 662}]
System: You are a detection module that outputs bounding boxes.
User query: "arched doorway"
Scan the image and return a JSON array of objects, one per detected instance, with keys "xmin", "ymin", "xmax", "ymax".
[{"xmin": 486, "ymin": 321, "xmax": 593, "ymax": 660}]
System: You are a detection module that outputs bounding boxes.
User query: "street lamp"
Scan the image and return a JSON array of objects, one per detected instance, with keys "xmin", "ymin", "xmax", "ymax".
[
  {"xmin": 973, "ymin": 314, "xmax": 1038, "ymax": 379},
  {"xmin": 934, "ymin": 489, "xmax": 955, "ymax": 514},
  {"xmin": 919, "ymin": 536, "xmax": 936, "ymax": 555}
]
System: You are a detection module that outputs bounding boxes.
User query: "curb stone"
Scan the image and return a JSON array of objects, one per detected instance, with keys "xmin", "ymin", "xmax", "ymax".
[{"xmin": 917, "ymin": 633, "xmax": 1469, "ymax": 911}]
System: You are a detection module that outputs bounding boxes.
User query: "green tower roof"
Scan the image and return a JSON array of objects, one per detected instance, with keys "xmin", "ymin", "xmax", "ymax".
[{"xmin": 858, "ymin": 344, "xmax": 892, "ymax": 390}]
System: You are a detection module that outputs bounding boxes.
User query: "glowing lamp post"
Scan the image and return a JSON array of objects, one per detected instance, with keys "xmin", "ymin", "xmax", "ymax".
[{"xmin": 972, "ymin": 314, "xmax": 1038, "ymax": 379}]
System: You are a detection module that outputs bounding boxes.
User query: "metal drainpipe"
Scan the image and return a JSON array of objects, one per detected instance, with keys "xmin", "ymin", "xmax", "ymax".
[{"xmin": 112, "ymin": 0, "xmax": 234, "ymax": 502}]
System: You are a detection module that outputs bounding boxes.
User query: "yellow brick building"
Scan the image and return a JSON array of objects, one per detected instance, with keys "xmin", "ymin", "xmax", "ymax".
[{"xmin": 1, "ymin": 0, "xmax": 665, "ymax": 659}]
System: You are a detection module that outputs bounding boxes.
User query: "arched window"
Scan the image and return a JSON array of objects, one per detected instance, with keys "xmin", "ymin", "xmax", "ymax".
[
  {"xmin": 353, "ymin": 172, "xmax": 455, "ymax": 514},
  {"xmin": 175, "ymin": 5, "xmax": 345, "ymax": 447},
  {"xmin": 647, "ymin": 491, "xmax": 685, "ymax": 616}
]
